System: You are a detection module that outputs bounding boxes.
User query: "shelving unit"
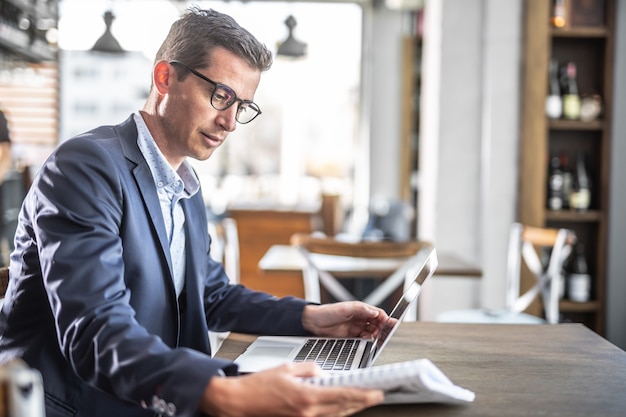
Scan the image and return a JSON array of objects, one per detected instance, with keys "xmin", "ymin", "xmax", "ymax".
[
  {"xmin": 399, "ymin": 35, "xmax": 421, "ymax": 239},
  {"xmin": 519, "ymin": 0, "xmax": 615, "ymax": 335}
]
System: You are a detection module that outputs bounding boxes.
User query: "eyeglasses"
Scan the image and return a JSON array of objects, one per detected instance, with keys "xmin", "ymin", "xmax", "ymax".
[{"xmin": 169, "ymin": 60, "xmax": 262, "ymax": 124}]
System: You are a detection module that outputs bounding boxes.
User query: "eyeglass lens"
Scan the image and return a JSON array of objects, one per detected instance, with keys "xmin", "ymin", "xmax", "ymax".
[
  {"xmin": 211, "ymin": 86, "xmax": 259, "ymax": 124},
  {"xmin": 170, "ymin": 60, "xmax": 261, "ymax": 124}
]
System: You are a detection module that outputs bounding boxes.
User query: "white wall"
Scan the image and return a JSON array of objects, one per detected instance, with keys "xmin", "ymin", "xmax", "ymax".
[
  {"xmin": 368, "ymin": 6, "xmax": 407, "ymax": 200},
  {"xmin": 369, "ymin": 0, "xmax": 522, "ymax": 320},
  {"xmin": 607, "ymin": 0, "xmax": 626, "ymax": 350},
  {"xmin": 370, "ymin": 0, "xmax": 626, "ymax": 350},
  {"xmin": 477, "ymin": 0, "xmax": 523, "ymax": 313}
]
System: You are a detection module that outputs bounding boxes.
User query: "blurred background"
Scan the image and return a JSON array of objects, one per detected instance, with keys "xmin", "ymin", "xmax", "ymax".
[{"xmin": 0, "ymin": 0, "xmax": 625, "ymax": 350}]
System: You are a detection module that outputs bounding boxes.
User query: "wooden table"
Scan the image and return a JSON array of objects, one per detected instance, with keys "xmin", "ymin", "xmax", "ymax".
[
  {"xmin": 258, "ymin": 244, "xmax": 482, "ymax": 278},
  {"xmin": 216, "ymin": 322, "xmax": 626, "ymax": 417}
]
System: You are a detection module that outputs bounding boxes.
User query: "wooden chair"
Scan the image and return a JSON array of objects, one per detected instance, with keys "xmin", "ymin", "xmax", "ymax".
[
  {"xmin": 437, "ymin": 223, "xmax": 577, "ymax": 324},
  {"xmin": 207, "ymin": 217, "xmax": 240, "ymax": 283},
  {"xmin": 207, "ymin": 217, "xmax": 240, "ymax": 353},
  {"xmin": 290, "ymin": 233, "xmax": 432, "ymax": 320}
]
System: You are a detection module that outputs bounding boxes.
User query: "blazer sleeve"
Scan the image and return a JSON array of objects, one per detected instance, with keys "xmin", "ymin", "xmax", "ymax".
[
  {"xmin": 201, "ymin": 258, "xmax": 311, "ymax": 336},
  {"xmin": 26, "ymin": 135, "xmax": 236, "ymax": 416}
]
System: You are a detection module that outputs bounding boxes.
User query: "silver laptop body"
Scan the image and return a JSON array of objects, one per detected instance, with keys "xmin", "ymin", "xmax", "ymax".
[{"xmin": 234, "ymin": 246, "xmax": 438, "ymax": 373}]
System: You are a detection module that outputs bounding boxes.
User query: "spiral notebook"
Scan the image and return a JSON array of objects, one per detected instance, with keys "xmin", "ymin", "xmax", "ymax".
[
  {"xmin": 302, "ymin": 358, "xmax": 476, "ymax": 404},
  {"xmin": 234, "ymin": 246, "xmax": 438, "ymax": 374}
]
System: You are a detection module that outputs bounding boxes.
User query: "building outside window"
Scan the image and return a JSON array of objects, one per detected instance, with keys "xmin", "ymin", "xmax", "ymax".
[{"xmin": 58, "ymin": 0, "xmax": 364, "ymax": 213}]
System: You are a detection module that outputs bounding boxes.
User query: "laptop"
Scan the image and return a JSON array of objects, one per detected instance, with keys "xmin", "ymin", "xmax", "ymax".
[{"xmin": 234, "ymin": 245, "xmax": 438, "ymax": 373}]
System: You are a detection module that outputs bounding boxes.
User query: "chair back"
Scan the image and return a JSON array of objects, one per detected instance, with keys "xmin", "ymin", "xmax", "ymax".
[
  {"xmin": 291, "ymin": 233, "xmax": 423, "ymax": 258},
  {"xmin": 290, "ymin": 233, "xmax": 431, "ymax": 319},
  {"xmin": 207, "ymin": 218, "xmax": 240, "ymax": 353},
  {"xmin": 208, "ymin": 217, "xmax": 240, "ymax": 284},
  {"xmin": 506, "ymin": 223, "xmax": 576, "ymax": 324}
]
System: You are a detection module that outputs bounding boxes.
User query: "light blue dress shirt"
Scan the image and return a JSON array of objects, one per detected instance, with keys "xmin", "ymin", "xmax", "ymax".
[{"xmin": 133, "ymin": 112, "xmax": 199, "ymax": 297}]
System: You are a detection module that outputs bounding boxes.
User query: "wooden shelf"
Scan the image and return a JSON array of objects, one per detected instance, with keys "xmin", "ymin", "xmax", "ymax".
[
  {"xmin": 545, "ymin": 210, "xmax": 603, "ymax": 222},
  {"xmin": 519, "ymin": 0, "xmax": 614, "ymax": 336},
  {"xmin": 560, "ymin": 300, "xmax": 601, "ymax": 313},
  {"xmin": 551, "ymin": 27, "xmax": 608, "ymax": 38},
  {"xmin": 548, "ymin": 119, "xmax": 605, "ymax": 131}
]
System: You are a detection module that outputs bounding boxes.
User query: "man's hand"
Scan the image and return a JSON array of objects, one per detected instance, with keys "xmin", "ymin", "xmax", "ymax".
[
  {"xmin": 200, "ymin": 362, "xmax": 384, "ymax": 417},
  {"xmin": 301, "ymin": 302, "xmax": 389, "ymax": 339}
]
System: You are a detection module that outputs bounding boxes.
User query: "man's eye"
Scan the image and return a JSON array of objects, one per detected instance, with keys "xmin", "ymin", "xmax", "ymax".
[
  {"xmin": 237, "ymin": 103, "xmax": 249, "ymax": 114},
  {"xmin": 213, "ymin": 92, "xmax": 229, "ymax": 103},
  {"xmin": 214, "ymin": 87, "xmax": 235, "ymax": 105}
]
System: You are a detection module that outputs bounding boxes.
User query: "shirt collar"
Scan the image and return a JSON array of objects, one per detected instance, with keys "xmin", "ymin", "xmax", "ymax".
[{"xmin": 133, "ymin": 111, "xmax": 200, "ymax": 198}]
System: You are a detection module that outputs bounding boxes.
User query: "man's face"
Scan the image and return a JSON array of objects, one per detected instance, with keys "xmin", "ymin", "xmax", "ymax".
[{"xmin": 155, "ymin": 47, "xmax": 262, "ymax": 166}]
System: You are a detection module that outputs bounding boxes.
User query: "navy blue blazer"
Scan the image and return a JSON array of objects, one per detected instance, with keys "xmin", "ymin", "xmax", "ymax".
[{"xmin": 0, "ymin": 115, "xmax": 310, "ymax": 417}]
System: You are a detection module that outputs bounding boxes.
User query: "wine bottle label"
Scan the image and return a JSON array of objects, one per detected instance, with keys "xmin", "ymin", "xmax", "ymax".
[
  {"xmin": 548, "ymin": 172, "xmax": 564, "ymax": 210},
  {"xmin": 569, "ymin": 189, "xmax": 591, "ymax": 210},
  {"xmin": 568, "ymin": 273, "xmax": 590, "ymax": 302},
  {"xmin": 545, "ymin": 95, "xmax": 563, "ymax": 119},
  {"xmin": 580, "ymin": 95, "xmax": 602, "ymax": 122},
  {"xmin": 577, "ymin": 188, "xmax": 591, "ymax": 210},
  {"xmin": 549, "ymin": 196, "xmax": 562, "ymax": 211},
  {"xmin": 562, "ymin": 172, "xmax": 572, "ymax": 208},
  {"xmin": 563, "ymin": 94, "xmax": 581, "ymax": 120},
  {"xmin": 569, "ymin": 191, "xmax": 579, "ymax": 209}
]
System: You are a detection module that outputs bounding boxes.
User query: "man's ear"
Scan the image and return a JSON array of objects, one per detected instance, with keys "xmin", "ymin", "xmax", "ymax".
[{"xmin": 153, "ymin": 61, "xmax": 172, "ymax": 94}]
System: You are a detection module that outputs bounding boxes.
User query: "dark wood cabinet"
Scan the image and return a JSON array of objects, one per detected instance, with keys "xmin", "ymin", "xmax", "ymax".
[{"xmin": 520, "ymin": 0, "xmax": 615, "ymax": 334}]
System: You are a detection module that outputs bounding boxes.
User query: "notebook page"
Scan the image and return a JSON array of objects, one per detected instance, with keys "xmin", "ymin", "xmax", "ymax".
[{"xmin": 301, "ymin": 358, "xmax": 475, "ymax": 405}]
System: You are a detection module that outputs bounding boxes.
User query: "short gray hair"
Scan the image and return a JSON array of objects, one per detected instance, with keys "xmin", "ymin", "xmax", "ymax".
[{"xmin": 155, "ymin": 7, "xmax": 273, "ymax": 73}]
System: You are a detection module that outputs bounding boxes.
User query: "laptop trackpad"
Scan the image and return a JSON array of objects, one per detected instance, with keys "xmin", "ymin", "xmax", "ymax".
[
  {"xmin": 235, "ymin": 344, "xmax": 299, "ymax": 373},
  {"xmin": 247, "ymin": 346, "xmax": 294, "ymax": 360}
]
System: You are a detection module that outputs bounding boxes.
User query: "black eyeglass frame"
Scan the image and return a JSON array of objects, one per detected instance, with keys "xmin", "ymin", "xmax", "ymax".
[{"xmin": 169, "ymin": 60, "xmax": 262, "ymax": 124}]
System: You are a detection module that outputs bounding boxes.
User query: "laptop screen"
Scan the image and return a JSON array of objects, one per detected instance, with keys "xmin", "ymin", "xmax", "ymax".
[{"xmin": 367, "ymin": 247, "xmax": 438, "ymax": 364}]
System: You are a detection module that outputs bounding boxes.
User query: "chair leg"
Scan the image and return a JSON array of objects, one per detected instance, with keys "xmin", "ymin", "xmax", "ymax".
[{"xmin": 302, "ymin": 266, "xmax": 321, "ymax": 303}]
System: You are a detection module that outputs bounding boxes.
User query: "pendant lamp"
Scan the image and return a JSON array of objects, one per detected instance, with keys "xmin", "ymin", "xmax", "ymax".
[
  {"xmin": 277, "ymin": 15, "xmax": 307, "ymax": 58},
  {"xmin": 91, "ymin": 10, "xmax": 125, "ymax": 53}
]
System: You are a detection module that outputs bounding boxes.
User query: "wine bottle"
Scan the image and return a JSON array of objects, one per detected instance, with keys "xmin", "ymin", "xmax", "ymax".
[
  {"xmin": 561, "ymin": 62, "xmax": 581, "ymax": 120},
  {"xmin": 569, "ymin": 151, "xmax": 591, "ymax": 211},
  {"xmin": 559, "ymin": 151, "xmax": 572, "ymax": 209},
  {"xmin": 567, "ymin": 243, "xmax": 591, "ymax": 302},
  {"xmin": 545, "ymin": 59, "xmax": 562, "ymax": 119},
  {"xmin": 552, "ymin": 0, "xmax": 566, "ymax": 28},
  {"xmin": 542, "ymin": 247, "xmax": 565, "ymax": 299},
  {"xmin": 547, "ymin": 155, "xmax": 564, "ymax": 211}
]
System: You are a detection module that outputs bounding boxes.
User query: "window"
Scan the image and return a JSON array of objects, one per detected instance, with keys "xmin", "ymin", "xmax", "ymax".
[
  {"xmin": 59, "ymin": 0, "xmax": 364, "ymax": 213},
  {"xmin": 189, "ymin": 2, "xmax": 363, "ymax": 213}
]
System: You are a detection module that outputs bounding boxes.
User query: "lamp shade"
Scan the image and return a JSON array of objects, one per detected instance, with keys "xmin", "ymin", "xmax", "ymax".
[
  {"xmin": 277, "ymin": 15, "xmax": 306, "ymax": 58},
  {"xmin": 91, "ymin": 10, "xmax": 124, "ymax": 53}
]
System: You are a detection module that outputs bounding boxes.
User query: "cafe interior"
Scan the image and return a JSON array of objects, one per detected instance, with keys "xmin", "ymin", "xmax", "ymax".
[{"xmin": 1, "ymin": 0, "xmax": 626, "ymax": 408}]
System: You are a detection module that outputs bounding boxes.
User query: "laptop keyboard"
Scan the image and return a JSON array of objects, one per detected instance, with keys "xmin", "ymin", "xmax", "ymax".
[{"xmin": 293, "ymin": 339, "xmax": 360, "ymax": 370}]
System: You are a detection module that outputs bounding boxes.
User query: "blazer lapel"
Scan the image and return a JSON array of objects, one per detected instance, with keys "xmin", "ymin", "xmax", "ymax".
[
  {"xmin": 117, "ymin": 116, "xmax": 173, "ymax": 275},
  {"xmin": 134, "ymin": 163, "xmax": 173, "ymax": 274},
  {"xmin": 178, "ymin": 196, "xmax": 212, "ymax": 354}
]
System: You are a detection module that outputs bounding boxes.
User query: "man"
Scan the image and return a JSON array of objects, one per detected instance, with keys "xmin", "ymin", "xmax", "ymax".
[{"xmin": 0, "ymin": 8, "xmax": 385, "ymax": 417}]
